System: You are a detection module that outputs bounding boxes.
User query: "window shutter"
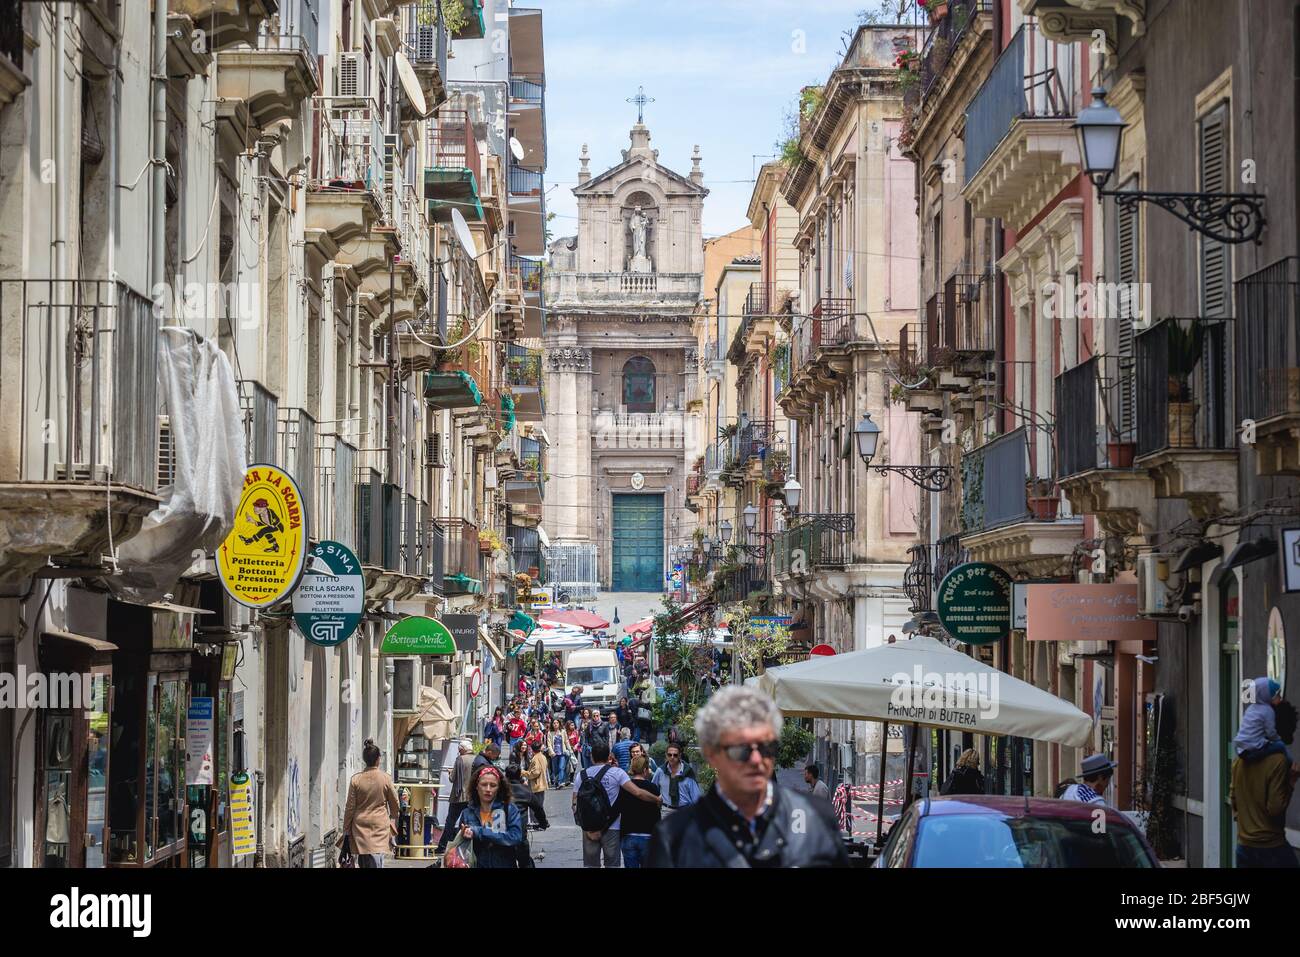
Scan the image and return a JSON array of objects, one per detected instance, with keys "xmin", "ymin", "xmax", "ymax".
[
  {"xmin": 1115, "ymin": 187, "xmax": 1139, "ymax": 438},
  {"xmin": 1198, "ymin": 105, "xmax": 1230, "ymax": 318}
]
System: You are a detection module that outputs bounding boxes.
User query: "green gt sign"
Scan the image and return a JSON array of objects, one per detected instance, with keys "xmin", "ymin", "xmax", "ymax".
[
  {"xmin": 936, "ymin": 562, "xmax": 1013, "ymax": 646},
  {"xmin": 380, "ymin": 616, "xmax": 457, "ymax": 656}
]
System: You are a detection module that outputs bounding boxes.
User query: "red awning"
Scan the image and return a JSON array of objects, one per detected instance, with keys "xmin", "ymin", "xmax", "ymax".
[
  {"xmin": 629, "ymin": 598, "xmax": 716, "ymax": 648},
  {"xmin": 540, "ymin": 608, "xmax": 610, "ymax": 630},
  {"xmin": 623, "ymin": 618, "xmax": 654, "ymax": 637}
]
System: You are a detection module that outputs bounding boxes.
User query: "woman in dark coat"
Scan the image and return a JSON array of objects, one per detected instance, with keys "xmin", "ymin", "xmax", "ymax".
[{"xmin": 940, "ymin": 749, "xmax": 986, "ymax": 796}]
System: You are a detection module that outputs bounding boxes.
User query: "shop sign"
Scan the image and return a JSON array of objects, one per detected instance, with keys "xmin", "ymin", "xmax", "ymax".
[
  {"xmin": 185, "ymin": 697, "xmax": 215, "ymax": 786},
  {"xmin": 936, "ymin": 562, "xmax": 1013, "ymax": 645},
  {"xmin": 1024, "ymin": 583, "xmax": 1155, "ymax": 643},
  {"xmin": 809, "ymin": 644, "xmax": 836, "ymax": 657},
  {"xmin": 230, "ymin": 772, "xmax": 255, "ymax": 858},
  {"xmin": 380, "ymin": 615, "xmax": 457, "ymax": 656},
  {"xmin": 1281, "ymin": 527, "xmax": 1300, "ymax": 593},
  {"xmin": 441, "ymin": 614, "xmax": 479, "ymax": 652},
  {"xmin": 218, "ymin": 463, "xmax": 309, "ymax": 608},
  {"xmin": 292, "ymin": 541, "xmax": 364, "ymax": 647},
  {"xmin": 468, "ymin": 666, "xmax": 482, "ymax": 698}
]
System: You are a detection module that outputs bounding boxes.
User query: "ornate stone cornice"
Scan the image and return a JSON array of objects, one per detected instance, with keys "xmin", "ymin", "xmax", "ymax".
[{"xmin": 548, "ymin": 347, "xmax": 591, "ymax": 371}]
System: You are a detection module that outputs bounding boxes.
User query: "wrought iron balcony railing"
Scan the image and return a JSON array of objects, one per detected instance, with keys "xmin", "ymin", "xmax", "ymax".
[
  {"xmin": 918, "ymin": 0, "xmax": 992, "ymax": 104},
  {"xmin": 1236, "ymin": 257, "xmax": 1299, "ymax": 423},
  {"xmin": 1056, "ymin": 353, "xmax": 1136, "ymax": 478},
  {"xmin": 1136, "ymin": 317, "xmax": 1233, "ymax": 457},
  {"xmin": 903, "ymin": 543, "xmax": 934, "ymax": 613},
  {"xmin": 771, "ymin": 514, "xmax": 854, "ymax": 578},
  {"xmin": 960, "ymin": 427, "xmax": 1032, "ymax": 534}
]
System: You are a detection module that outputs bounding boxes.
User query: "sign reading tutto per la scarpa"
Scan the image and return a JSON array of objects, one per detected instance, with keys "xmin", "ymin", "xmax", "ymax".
[
  {"xmin": 936, "ymin": 562, "xmax": 1013, "ymax": 645},
  {"xmin": 218, "ymin": 463, "xmax": 309, "ymax": 608}
]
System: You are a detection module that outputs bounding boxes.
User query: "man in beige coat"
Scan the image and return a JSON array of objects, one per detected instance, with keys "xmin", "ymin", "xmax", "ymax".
[{"xmin": 343, "ymin": 739, "xmax": 400, "ymax": 867}]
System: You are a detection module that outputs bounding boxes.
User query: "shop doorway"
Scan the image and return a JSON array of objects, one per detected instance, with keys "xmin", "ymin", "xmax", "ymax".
[{"xmin": 1218, "ymin": 575, "xmax": 1241, "ymax": 867}]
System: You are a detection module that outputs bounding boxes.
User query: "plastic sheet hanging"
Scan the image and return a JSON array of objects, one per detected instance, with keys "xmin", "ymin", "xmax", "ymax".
[{"xmin": 107, "ymin": 327, "xmax": 247, "ymax": 602}]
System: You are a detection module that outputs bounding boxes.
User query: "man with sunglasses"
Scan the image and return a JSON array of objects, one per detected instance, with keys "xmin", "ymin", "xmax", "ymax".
[
  {"xmin": 645, "ymin": 686, "xmax": 848, "ymax": 868},
  {"xmin": 651, "ymin": 744, "xmax": 701, "ymax": 812}
]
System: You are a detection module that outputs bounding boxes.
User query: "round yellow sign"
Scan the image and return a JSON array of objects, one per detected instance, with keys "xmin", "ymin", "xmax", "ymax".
[{"xmin": 218, "ymin": 463, "xmax": 310, "ymax": 608}]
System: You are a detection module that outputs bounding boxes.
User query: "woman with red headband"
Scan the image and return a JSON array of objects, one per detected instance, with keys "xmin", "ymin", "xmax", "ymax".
[{"xmin": 453, "ymin": 764, "xmax": 524, "ymax": 868}]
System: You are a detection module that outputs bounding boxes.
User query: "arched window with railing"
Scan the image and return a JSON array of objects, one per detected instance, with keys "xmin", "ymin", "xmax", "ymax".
[{"xmin": 622, "ymin": 355, "xmax": 656, "ymax": 413}]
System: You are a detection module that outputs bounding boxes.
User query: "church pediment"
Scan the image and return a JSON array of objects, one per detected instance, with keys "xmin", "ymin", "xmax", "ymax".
[{"xmin": 573, "ymin": 154, "xmax": 706, "ymax": 197}]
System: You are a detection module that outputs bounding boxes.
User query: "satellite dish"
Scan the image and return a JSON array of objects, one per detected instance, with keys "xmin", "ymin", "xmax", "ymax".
[
  {"xmin": 509, "ymin": 137, "xmax": 526, "ymax": 162},
  {"xmin": 449, "ymin": 207, "xmax": 476, "ymax": 259},
  {"xmin": 394, "ymin": 51, "xmax": 428, "ymax": 117}
]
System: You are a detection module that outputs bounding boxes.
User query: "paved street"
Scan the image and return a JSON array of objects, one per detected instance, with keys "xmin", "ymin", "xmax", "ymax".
[{"xmin": 584, "ymin": 590, "xmax": 671, "ymax": 636}]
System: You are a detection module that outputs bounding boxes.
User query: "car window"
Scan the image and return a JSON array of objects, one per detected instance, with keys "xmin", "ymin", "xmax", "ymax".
[
  {"xmin": 912, "ymin": 815, "xmax": 1154, "ymax": 868},
  {"xmin": 569, "ymin": 667, "xmax": 616, "ymax": 685},
  {"xmin": 884, "ymin": 810, "xmax": 917, "ymax": 868}
]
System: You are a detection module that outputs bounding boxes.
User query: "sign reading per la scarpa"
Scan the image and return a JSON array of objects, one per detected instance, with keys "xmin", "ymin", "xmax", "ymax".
[
  {"xmin": 218, "ymin": 464, "xmax": 309, "ymax": 608},
  {"xmin": 937, "ymin": 561, "xmax": 1013, "ymax": 645},
  {"xmin": 293, "ymin": 541, "xmax": 364, "ymax": 647}
]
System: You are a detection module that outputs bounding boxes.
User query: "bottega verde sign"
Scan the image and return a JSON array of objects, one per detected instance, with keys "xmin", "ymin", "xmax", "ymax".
[
  {"xmin": 218, "ymin": 463, "xmax": 309, "ymax": 608},
  {"xmin": 936, "ymin": 561, "xmax": 1013, "ymax": 645},
  {"xmin": 380, "ymin": 616, "xmax": 457, "ymax": 656}
]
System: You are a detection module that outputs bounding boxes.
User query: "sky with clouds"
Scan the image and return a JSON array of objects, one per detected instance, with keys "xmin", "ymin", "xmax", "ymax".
[{"xmin": 529, "ymin": 0, "xmax": 888, "ymax": 241}]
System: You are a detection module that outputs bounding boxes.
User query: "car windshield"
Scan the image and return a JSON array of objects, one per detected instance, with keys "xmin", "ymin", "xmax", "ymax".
[
  {"xmin": 912, "ymin": 814, "xmax": 1154, "ymax": 868},
  {"xmin": 569, "ymin": 667, "xmax": 616, "ymax": 686}
]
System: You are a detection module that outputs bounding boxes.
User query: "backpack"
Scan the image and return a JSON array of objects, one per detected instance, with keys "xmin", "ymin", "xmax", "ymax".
[{"xmin": 574, "ymin": 765, "xmax": 618, "ymax": 831}]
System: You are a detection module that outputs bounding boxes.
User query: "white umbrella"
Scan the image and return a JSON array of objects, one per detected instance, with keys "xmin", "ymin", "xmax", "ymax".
[
  {"xmin": 746, "ymin": 634, "xmax": 1091, "ymax": 747},
  {"xmin": 522, "ymin": 632, "xmax": 595, "ymax": 651}
]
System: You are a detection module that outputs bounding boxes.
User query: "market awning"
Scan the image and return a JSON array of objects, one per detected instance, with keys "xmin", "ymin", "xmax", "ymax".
[
  {"xmin": 747, "ymin": 634, "xmax": 1092, "ymax": 747},
  {"xmin": 1212, "ymin": 535, "xmax": 1278, "ymax": 586},
  {"xmin": 394, "ymin": 687, "xmax": 456, "ymax": 747},
  {"xmin": 624, "ymin": 618, "xmax": 653, "ymax": 637},
  {"xmin": 509, "ymin": 610, "xmax": 537, "ymax": 636},
  {"xmin": 42, "ymin": 629, "xmax": 117, "ymax": 653},
  {"xmin": 541, "ymin": 608, "xmax": 609, "ymax": 630},
  {"xmin": 522, "ymin": 632, "xmax": 595, "ymax": 651},
  {"xmin": 479, "ymin": 625, "xmax": 505, "ymax": 663}
]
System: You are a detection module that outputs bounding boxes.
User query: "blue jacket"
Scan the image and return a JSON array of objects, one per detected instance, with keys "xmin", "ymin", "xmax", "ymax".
[
  {"xmin": 652, "ymin": 764, "xmax": 702, "ymax": 809},
  {"xmin": 455, "ymin": 801, "xmax": 524, "ymax": 869},
  {"xmin": 483, "ymin": 720, "xmax": 505, "ymax": 747}
]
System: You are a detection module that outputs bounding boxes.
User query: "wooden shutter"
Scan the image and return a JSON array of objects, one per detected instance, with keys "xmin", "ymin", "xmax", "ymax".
[
  {"xmin": 1198, "ymin": 104, "xmax": 1230, "ymax": 317},
  {"xmin": 1115, "ymin": 185, "xmax": 1139, "ymax": 439}
]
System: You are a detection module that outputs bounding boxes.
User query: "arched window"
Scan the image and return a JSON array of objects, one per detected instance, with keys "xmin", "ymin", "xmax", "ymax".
[{"xmin": 622, "ymin": 356, "xmax": 656, "ymax": 413}]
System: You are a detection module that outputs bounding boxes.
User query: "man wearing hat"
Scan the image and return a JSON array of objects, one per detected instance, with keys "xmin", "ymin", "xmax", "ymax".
[
  {"xmin": 1060, "ymin": 754, "xmax": 1114, "ymax": 805},
  {"xmin": 435, "ymin": 739, "xmax": 477, "ymax": 856}
]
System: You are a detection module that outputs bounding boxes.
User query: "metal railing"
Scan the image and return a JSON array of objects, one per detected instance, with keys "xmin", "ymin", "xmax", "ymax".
[
  {"xmin": 508, "ymin": 164, "xmax": 543, "ymax": 196},
  {"xmin": 437, "ymin": 517, "xmax": 481, "ymax": 580},
  {"xmin": 903, "ymin": 544, "xmax": 934, "ymax": 613},
  {"xmin": 355, "ymin": 467, "xmax": 383, "ymax": 566},
  {"xmin": 316, "ymin": 435, "xmax": 358, "ymax": 547},
  {"xmin": 541, "ymin": 542, "xmax": 600, "ymax": 601},
  {"xmin": 1137, "ymin": 318, "xmax": 1232, "ymax": 457},
  {"xmin": 506, "ymin": 345, "xmax": 543, "ymax": 388},
  {"xmin": 942, "ymin": 270, "xmax": 996, "ymax": 356},
  {"xmin": 254, "ymin": 29, "xmax": 321, "ymax": 90},
  {"xmin": 960, "ymin": 427, "xmax": 1031, "ymax": 533},
  {"xmin": 919, "ymin": 0, "xmax": 991, "ymax": 103},
  {"xmin": 704, "ymin": 440, "xmax": 726, "ymax": 474},
  {"xmin": 382, "ymin": 483, "xmax": 402, "ymax": 571},
  {"xmin": 509, "ymin": 75, "xmax": 544, "ymax": 104},
  {"xmin": 964, "ymin": 21, "xmax": 1079, "ymax": 182},
  {"xmin": 309, "ymin": 96, "xmax": 385, "ymax": 202},
  {"xmin": 509, "ymin": 524, "xmax": 542, "ymax": 576},
  {"xmin": 771, "ymin": 514, "xmax": 854, "ymax": 577},
  {"xmin": 711, "ymin": 563, "xmax": 769, "ymax": 605},
  {"xmin": 402, "ymin": 0, "xmax": 448, "ymax": 73},
  {"xmin": 277, "ymin": 408, "xmax": 318, "ymax": 525},
  {"xmin": 1235, "ymin": 257, "xmax": 1300, "ymax": 423},
  {"xmin": 0, "ymin": 280, "xmax": 158, "ymax": 489},
  {"xmin": 934, "ymin": 533, "xmax": 969, "ymax": 585},
  {"xmin": 511, "ymin": 254, "xmax": 544, "ymax": 293},
  {"xmin": 427, "ymin": 518, "xmax": 446, "ymax": 592},
  {"xmin": 428, "ymin": 109, "xmax": 481, "ymax": 179},
  {"xmin": 1056, "ymin": 355, "xmax": 1128, "ymax": 476},
  {"xmin": 791, "ymin": 298, "xmax": 855, "ymax": 374},
  {"xmin": 240, "ymin": 379, "xmax": 279, "ymax": 468}
]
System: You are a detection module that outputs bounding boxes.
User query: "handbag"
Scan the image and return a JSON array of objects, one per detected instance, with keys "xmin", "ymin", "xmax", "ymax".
[
  {"xmin": 444, "ymin": 829, "xmax": 476, "ymax": 869},
  {"xmin": 337, "ymin": 833, "xmax": 355, "ymax": 869}
]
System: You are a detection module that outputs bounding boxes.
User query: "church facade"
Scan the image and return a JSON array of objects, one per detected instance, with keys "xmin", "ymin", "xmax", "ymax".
[{"xmin": 543, "ymin": 122, "xmax": 706, "ymax": 591}]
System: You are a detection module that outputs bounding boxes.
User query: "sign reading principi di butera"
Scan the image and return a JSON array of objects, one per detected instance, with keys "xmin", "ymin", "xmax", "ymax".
[
  {"xmin": 292, "ymin": 541, "xmax": 365, "ymax": 647},
  {"xmin": 379, "ymin": 616, "xmax": 457, "ymax": 656},
  {"xmin": 218, "ymin": 463, "xmax": 309, "ymax": 608},
  {"xmin": 937, "ymin": 562, "xmax": 1013, "ymax": 645}
]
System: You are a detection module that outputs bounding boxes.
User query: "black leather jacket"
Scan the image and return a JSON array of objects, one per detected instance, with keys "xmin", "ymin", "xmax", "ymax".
[{"xmin": 645, "ymin": 783, "xmax": 849, "ymax": 868}]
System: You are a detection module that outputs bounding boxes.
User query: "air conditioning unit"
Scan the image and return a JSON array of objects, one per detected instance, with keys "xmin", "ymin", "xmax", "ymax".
[
  {"xmin": 337, "ymin": 52, "xmax": 366, "ymax": 97},
  {"xmin": 157, "ymin": 415, "xmax": 176, "ymax": 488},
  {"xmin": 484, "ymin": 466, "xmax": 498, "ymax": 489},
  {"xmin": 425, "ymin": 434, "xmax": 445, "ymax": 469},
  {"xmin": 415, "ymin": 24, "xmax": 438, "ymax": 62},
  {"xmin": 1137, "ymin": 552, "xmax": 1182, "ymax": 616}
]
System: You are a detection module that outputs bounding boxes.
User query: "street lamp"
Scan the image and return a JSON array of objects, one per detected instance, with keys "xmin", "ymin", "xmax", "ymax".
[
  {"xmin": 782, "ymin": 477, "xmax": 802, "ymax": 513},
  {"xmin": 720, "ymin": 519, "xmax": 733, "ymax": 544},
  {"xmin": 1074, "ymin": 86, "xmax": 1265, "ymax": 245},
  {"xmin": 742, "ymin": 502, "xmax": 759, "ymax": 532},
  {"xmin": 854, "ymin": 412, "xmax": 953, "ymax": 492}
]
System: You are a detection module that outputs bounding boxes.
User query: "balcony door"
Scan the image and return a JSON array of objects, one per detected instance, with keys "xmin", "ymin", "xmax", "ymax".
[{"xmin": 611, "ymin": 494, "xmax": 664, "ymax": 592}]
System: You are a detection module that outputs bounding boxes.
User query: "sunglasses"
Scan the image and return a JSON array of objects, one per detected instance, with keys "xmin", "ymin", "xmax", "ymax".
[{"xmin": 720, "ymin": 740, "xmax": 779, "ymax": 763}]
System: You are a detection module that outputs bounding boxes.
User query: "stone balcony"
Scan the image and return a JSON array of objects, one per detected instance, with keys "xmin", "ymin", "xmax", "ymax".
[
  {"xmin": 216, "ymin": 34, "xmax": 319, "ymax": 129},
  {"xmin": 592, "ymin": 410, "xmax": 687, "ymax": 452},
  {"xmin": 169, "ymin": 0, "xmax": 277, "ymax": 51},
  {"xmin": 545, "ymin": 271, "xmax": 702, "ymax": 307}
]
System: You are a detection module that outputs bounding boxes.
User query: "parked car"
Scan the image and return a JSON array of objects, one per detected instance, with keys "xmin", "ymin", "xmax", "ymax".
[{"xmin": 874, "ymin": 795, "xmax": 1160, "ymax": 868}]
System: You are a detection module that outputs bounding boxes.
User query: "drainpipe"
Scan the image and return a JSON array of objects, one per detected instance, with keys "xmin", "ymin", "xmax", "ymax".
[
  {"xmin": 254, "ymin": 768, "xmax": 266, "ymax": 867},
  {"xmin": 152, "ymin": 0, "xmax": 168, "ymax": 314}
]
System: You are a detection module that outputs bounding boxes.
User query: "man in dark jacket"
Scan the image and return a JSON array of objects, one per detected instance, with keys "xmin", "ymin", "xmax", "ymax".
[{"xmin": 646, "ymin": 686, "xmax": 848, "ymax": 868}]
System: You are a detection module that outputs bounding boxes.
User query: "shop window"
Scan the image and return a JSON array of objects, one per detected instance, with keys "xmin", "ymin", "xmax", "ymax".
[
  {"xmin": 43, "ymin": 711, "xmax": 75, "ymax": 867},
  {"xmin": 86, "ymin": 675, "xmax": 110, "ymax": 868}
]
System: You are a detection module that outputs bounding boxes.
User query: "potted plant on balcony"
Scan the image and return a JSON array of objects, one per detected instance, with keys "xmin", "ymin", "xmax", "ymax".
[
  {"xmin": 765, "ymin": 448, "xmax": 789, "ymax": 485},
  {"xmin": 919, "ymin": 0, "xmax": 950, "ymax": 22},
  {"xmin": 895, "ymin": 49, "xmax": 921, "ymax": 90},
  {"xmin": 1026, "ymin": 477, "xmax": 1061, "ymax": 521},
  {"xmin": 1166, "ymin": 321, "xmax": 1204, "ymax": 448}
]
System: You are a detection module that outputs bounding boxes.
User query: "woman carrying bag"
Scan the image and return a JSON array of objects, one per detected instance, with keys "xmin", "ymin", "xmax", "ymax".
[
  {"xmin": 341, "ymin": 739, "xmax": 400, "ymax": 868},
  {"xmin": 940, "ymin": 749, "xmax": 986, "ymax": 796},
  {"xmin": 448, "ymin": 764, "xmax": 524, "ymax": 869}
]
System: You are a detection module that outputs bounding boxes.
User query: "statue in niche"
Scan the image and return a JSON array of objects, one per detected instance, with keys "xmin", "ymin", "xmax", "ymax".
[{"xmin": 627, "ymin": 206, "xmax": 653, "ymax": 273}]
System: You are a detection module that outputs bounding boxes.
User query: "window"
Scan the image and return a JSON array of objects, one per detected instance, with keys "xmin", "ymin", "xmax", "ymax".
[{"xmin": 622, "ymin": 356, "xmax": 656, "ymax": 413}]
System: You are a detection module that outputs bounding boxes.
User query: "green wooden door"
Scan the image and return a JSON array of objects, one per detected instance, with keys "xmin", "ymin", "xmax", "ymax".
[{"xmin": 612, "ymin": 494, "xmax": 664, "ymax": 592}]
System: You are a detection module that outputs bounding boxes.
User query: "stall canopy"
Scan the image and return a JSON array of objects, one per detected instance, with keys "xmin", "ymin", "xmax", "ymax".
[
  {"xmin": 746, "ymin": 634, "xmax": 1092, "ymax": 747},
  {"xmin": 522, "ymin": 632, "xmax": 595, "ymax": 651},
  {"xmin": 540, "ymin": 609, "xmax": 609, "ymax": 630},
  {"xmin": 394, "ymin": 687, "xmax": 457, "ymax": 746},
  {"xmin": 623, "ymin": 618, "xmax": 654, "ymax": 637}
]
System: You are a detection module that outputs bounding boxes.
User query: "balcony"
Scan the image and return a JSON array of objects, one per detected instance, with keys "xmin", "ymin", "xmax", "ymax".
[
  {"xmin": 506, "ymin": 345, "xmax": 544, "ymax": 421},
  {"xmin": 960, "ymin": 427, "xmax": 1083, "ymax": 575},
  {"xmin": 307, "ymin": 97, "xmax": 387, "ymax": 248},
  {"xmin": 0, "ymin": 281, "xmax": 160, "ymax": 579},
  {"xmin": 1236, "ymin": 257, "xmax": 1300, "ymax": 475},
  {"xmin": 426, "ymin": 518, "xmax": 446, "ymax": 594},
  {"xmin": 354, "ymin": 470, "xmax": 419, "ymax": 598},
  {"xmin": 508, "ymin": 74, "xmax": 546, "ymax": 168},
  {"xmin": 1019, "ymin": 0, "xmax": 1146, "ymax": 49},
  {"xmin": 503, "ymin": 465, "xmax": 544, "ymax": 507},
  {"xmin": 593, "ymin": 411, "xmax": 686, "ymax": 452},
  {"xmin": 276, "ymin": 407, "xmax": 318, "ymax": 528},
  {"xmin": 545, "ymin": 271, "xmax": 703, "ymax": 306},
  {"xmin": 509, "ymin": 523, "xmax": 543, "ymax": 579},
  {"xmin": 401, "ymin": 0, "xmax": 449, "ymax": 113},
  {"xmin": 962, "ymin": 21, "xmax": 1080, "ymax": 230},
  {"xmin": 903, "ymin": 543, "xmax": 934, "ymax": 614},
  {"xmin": 711, "ymin": 563, "xmax": 769, "ymax": 606},
  {"xmin": 425, "ymin": 111, "xmax": 483, "ymax": 223},
  {"xmin": 1134, "ymin": 318, "xmax": 1236, "ymax": 512},
  {"xmin": 316, "ymin": 435, "xmax": 358, "ymax": 549},
  {"xmin": 437, "ymin": 517, "xmax": 483, "ymax": 595},
  {"xmin": 509, "ymin": 164, "xmax": 544, "ymax": 198},
  {"xmin": 215, "ymin": 32, "xmax": 319, "ymax": 129},
  {"xmin": 780, "ymin": 299, "xmax": 856, "ymax": 417},
  {"xmin": 728, "ymin": 283, "xmax": 787, "ymax": 365},
  {"xmin": 1055, "ymin": 354, "xmax": 1155, "ymax": 536},
  {"xmin": 917, "ymin": 0, "xmax": 994, "ymax": 107},
  {"xmin": 170, "ymin": 0, "xmax": 277, "ymax": 51},
  {"xmin": 771, "ymin": 514, "xmax": 855, "ymax": 579},
  {"xmin": 451, "ymin": 0, "xmax": 486, "ymax": 39},
  {"xmin": 424, "ymin": 370, "xmax": 483, "ymax": 410}
]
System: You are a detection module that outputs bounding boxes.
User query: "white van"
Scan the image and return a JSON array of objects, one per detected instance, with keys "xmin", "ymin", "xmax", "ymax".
[{"xmin": 564, "ymin": 648, "xmax": 622, "ymax": 714}]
